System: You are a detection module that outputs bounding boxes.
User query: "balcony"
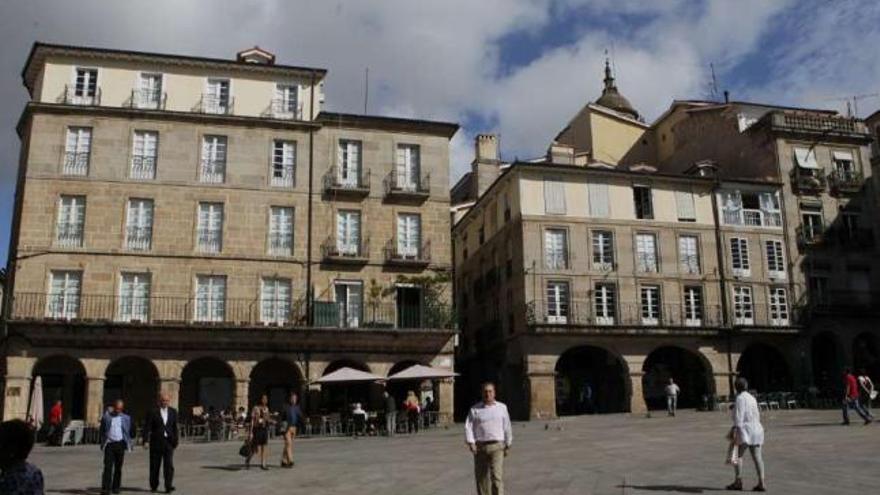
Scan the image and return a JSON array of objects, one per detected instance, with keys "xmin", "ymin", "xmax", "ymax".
[
  {"xmin": 796, "ymin": 226, "xmax": 825, "ymax": 248},
  {"xmin": 313, "ymin": 300, "xmax": 455, "ymax": 330},
  {"xmin": 323, "ymin": 167, "xmax": 370, "ymax": 196},
  {"xmin": 526, "ymin": 300, "xmax": 724, "ymax": 328},
  {"xmin": 769, "ymin": 112, "xmax": 870, "ymax": 139},
  {"xmin": 195, "ymin": 94, "xmax": 234, "ymax": 115},
  {"xmin": 384, "ymin": 171, "xmax": 430, "ymax": 201},
  {"xmin": 125, "ymin": 227, "xmax": 152, "ymax": 251},
  {"xmin": 62, "ymin": 152, "xmax": 90, "ymax": 176},
  {"xmin": 790, "ymin": 169, "xmax": 827, "ymax": 195},
  {"xmin": 827, "ymin": 170, "xmax": 864, "ymax": 195},
  {"xmin": 55, "ymin": 225, "xmax": 83, "ymax": 248},
  {"xmin": 741, "ymin": 209, "xmax": 782, "ymax": 228},
  {"xmin": 130, "ymin": 156, "xmax": 156, "ymax": 180},
  {"xmin": 266, "ymin": 98, "xmax": 303, "ymax": 120},
  {"xmin": 384, "ymin": 240, "xmax": 431, "ymax": 267},
  {"xmin": 321, "ymin": 236, "xmax": 369, "ymax": 264},
  {"xmin": 127, "ymin": 89, "xmax": 167, "ymax": 110},
  {"xmin": 62, "ymin": 85, "xmax": 101, "ymax": 106}
]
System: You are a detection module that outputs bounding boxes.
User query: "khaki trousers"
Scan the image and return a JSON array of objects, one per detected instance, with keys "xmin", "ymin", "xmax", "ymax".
[{"xmin": 474, "ymin": 442, "xmax": 505, "ymax": 495}]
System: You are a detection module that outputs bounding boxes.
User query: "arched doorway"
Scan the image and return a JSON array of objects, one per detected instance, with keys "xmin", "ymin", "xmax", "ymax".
[
  {"xmin": 853, "ymin": 333, "xmax": 880, "ymax": 382},
  {"xmin": 320, "ymin": 359, "xmax": 374, "ymax": 413},
  {"xmin": 555, "ymin": 346, "xmax": 628, "ymax": 415},
  {"xmin": 180, "ymin": 357, "xmax": 234, "ymax": 419},
  {"xmin": 32, "ymin": 355, "xmax": 86, "ymax": 421},
  {"xmin": 386, "ymin": 360, "xmax": 433, "ymax": 411},
  {"xmin": 737, "ymin": 343, "xmax": 793, "ymax": 393},
  {"xmin": 812, "ymin": 332, "xmax": 840, "ymax": 393},
  {"xmin": 249, "ymin": 358, "xmax": 303, "ymax": 413},
  {"xmin": 642, "ymin": 346, "xmax": 712, "ymax": 410},
  {"xmin": 104, "ymin": 356, "xmax": 159, "ymax": 426}
]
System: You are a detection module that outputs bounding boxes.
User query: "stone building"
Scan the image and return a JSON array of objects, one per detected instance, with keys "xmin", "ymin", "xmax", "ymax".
[
  {"xmin": 1, "ymin": 43, "xmax": 458, "ymax": 425},
  {"xmin": 453, "ymin": 65, "xmax": 878, "ymax": 420}
]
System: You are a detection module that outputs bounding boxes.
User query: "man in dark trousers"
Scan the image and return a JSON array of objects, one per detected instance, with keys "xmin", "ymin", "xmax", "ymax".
[
  {"xmin": 143, "ymin": 392, "xmax": 179, "ymax": 493},
  {"xmin": 99, "ymin": 399, "xmax": 132, "ymax": 495}
]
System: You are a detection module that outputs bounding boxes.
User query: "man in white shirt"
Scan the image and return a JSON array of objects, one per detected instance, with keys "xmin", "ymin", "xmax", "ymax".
[
  {"xmin": 465, "ymin": 382, "xmax": 512, "ymax": 495},
  {"xmin": 665, "ymin": 378, "xmax": 681, "ymax": 417}
]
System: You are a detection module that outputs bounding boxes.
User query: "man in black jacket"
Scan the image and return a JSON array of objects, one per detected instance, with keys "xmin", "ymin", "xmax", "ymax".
[{"xmin": 143, "ymin": 392, "xmax": 179, "ymax": 493}]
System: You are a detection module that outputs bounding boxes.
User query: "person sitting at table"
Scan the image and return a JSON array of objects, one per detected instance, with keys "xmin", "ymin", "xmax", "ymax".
[{"xmin": 352, "ymin": 403, "xmax": 367, "ymax": 437}]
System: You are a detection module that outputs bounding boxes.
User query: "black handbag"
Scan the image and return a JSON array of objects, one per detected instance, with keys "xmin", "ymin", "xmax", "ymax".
[{"xmin": 238, "ymin": 440, "xmax": 252, "ymax": 458}]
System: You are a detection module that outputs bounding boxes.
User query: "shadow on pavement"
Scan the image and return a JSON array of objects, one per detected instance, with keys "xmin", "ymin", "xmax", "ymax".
[
  {"xmin": 201, "ymin": 464, "xmax": 249, "ymax": 472},
  {"xmin": 619, "ymin": 484, "xmax": 724, "ymax": 493},
  {"xmin": 48, "ymin": 488, "xmax": 151, "ymax": 494}
]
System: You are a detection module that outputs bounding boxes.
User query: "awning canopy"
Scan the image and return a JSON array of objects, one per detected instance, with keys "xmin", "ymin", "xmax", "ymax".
[
  {"xmin": 314, "ymin": 367, "xmax": 382, "ymax": 384},
  {"xmin": 386, "ymin": 364, "xmax": 458, "ymax": 381},
  {"xmin": 794, "ymin": 147, "xmax": 819, "ymax": 169},
  {"xmin": 832, "ymin": 150, "xmax": 854, "ymax": 161}
]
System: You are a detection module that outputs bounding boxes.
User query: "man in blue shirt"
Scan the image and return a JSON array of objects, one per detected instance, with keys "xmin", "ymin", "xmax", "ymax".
[
  {"xmin": 281, "ymin": 393, "xmax": 302, "ymax": 468},
  {"xmin": 99, "ymin": 400, "xmax": 132, "ymax": 495}
]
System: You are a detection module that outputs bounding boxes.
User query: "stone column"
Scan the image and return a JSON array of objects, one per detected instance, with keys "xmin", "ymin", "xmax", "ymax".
[
  {"xmin": 527, "ymin": 372, "xmax": 557, "ymax": 420},
  {"xmin": 629, "ymin": 372, "xmax": 647, "ymax": 415},
  {"xmin": 85, "ymin": 376, "xmax": 106, "ymax": 426},
  {"xmin": 159, "ymin": 378, "xmax": 181, "ymax": 410},
  {"xmin": 234, "ymin": 379, "xmax": 249, "ymax": 413},
  {"xmin": 2, "ymin": 376, "xmax": 32, "ymax": 422},
  {"xmin": 437, "ymin": 378, "xmax": 454, "ymax": 424},
  {"xmin": 714, "ymin": 372, "xmax": 734, "ymax": 399}
]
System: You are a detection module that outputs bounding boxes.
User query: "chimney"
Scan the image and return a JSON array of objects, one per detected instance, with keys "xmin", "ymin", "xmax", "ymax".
[
  {"xmin": 472, "ymin": 134, "xmax": 501, "ymax": 199},
  {"xmin": 547, "ymin": 142, "xmax": 575, "ymax": 165},
  {"xmin": 236, "ymin": 46, "xmax": 276, "ymax": 65}
]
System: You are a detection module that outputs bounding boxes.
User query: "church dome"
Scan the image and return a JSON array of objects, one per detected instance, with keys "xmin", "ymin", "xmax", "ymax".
[{"xmin": 594, "ymin": 59, "xmax": 640, "ymax": 120}]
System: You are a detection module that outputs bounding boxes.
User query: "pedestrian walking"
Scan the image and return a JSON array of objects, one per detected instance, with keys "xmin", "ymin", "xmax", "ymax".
[
  {"xmin": 857, "ymin": 369, "xmax": 876, "ymax": 412},
  {"xmin": 143, "ymin": 392, "xmax": 179, "ymax": 493},
  {"xmin": 281, "ymin": 393, "xmax": 302, "ymax": 468},
  {"xmin": 665, "ymin": 378, "xmax": 681, "ymax": 417},
  {"xmin": 465, "ymin": 382, "xmax": 512, "ymax": 495},
  {"xmin": 726, "ymin": 378, "xmax": 766, "ymax": 492},
  {"xmin": 47, "ymin": 400, "xmax": 63, "ymax": 446},
  {"xmin": 99, "ymin": 400, "xmax": 133, "ymax": 495},
  {"xmin": 842, "ymin": 368, "xmax": 873, "ymax": 425},
  {"xmin": 384, "ymin": 391, "xmax": 397, "ymax": 436},
  {"xmin": 0, "ymin": 419, "xmax": 45, "ymax": 495},
  {"xmin": 404, "ymin": 390, "xmax": 420, "ymax": 433},
  {"xmin": 248, "ymin": 394, "xmax": 272, "ymax": 470}
]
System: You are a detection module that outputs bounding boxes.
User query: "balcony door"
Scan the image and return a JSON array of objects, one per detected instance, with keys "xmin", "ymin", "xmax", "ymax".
[
  {"xmin": 338, "ymin": 140, "xmax": 361, "ymax": 188},
  {"xmin": 336, "ymin": 210, "xmax": 361, "ymax": 256},
  {"xmin": 396, "ymin": 144, "xmax": 420, "ymax": 191},
  {"xmin": 396, "ymin": 285, "xmax": 422, "ymax": 328},
  {"xmin": 335, "ymin": 280, "xmax": 363, "ymax": 328}
]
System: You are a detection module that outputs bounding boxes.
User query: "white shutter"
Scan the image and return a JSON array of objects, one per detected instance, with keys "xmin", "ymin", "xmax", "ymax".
[
  {"xmin": 675, "ymin": 190, "xmax": 696, "ymax": 221},
  {"xmin": 588, "ymin": 183, "xmax": 609, "ymax": 217},
  {"xmin": 794, "ymin": 147, "xmax": 819, "ymax": 169},
  {"xmin": 544, "ymin": 178, "xmax": 566, "ymax": 214}
]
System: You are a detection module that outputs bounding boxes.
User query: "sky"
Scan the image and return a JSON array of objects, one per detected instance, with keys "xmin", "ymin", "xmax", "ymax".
[{"xmin": 1, "ymin": 0, "xmax": 879, "ymax": 265}]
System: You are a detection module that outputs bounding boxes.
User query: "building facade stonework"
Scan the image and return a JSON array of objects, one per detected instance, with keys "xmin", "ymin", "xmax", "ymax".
[{"xmin": 2, "ymin": 43, "xmax": 458, "ymax": 425}]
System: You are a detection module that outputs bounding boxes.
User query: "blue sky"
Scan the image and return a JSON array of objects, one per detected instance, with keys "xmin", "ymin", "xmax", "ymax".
[{"xmin": 1, "ymin": 0, "xmax": 879, "ymax": 266}]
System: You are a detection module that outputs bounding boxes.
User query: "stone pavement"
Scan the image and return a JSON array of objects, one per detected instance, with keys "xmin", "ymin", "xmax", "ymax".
[{"xmin": 30, "ymin": 409, "xmax": 877, "ymax": 495}]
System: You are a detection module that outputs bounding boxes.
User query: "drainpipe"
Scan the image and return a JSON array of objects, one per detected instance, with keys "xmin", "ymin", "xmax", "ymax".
[
  {"xmin": 710, "ymin": 179, "xmax": 734, "ymax": 395},
  {"xmin": 305, "ymin": 71, "xmax": 316, "ymax": 325}
]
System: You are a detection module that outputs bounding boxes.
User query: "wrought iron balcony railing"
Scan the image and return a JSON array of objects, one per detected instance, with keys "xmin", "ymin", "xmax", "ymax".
[
  {"xmin": 62, "ymin": 152, "xmax": 90, "ymax": 176},
  {"xmin": 55, "ymin": 225, "xmax": 84, "ymax": 248},
  {"xmin": 321, "ymin": 236, "xmax": 370, "ymax": 262},
  {"xmin": 323, "ymin": 166, "xmax": 370, "ymax": 195},
  {"xmin": 195, "ymin": 94, "xmax": 234, "ymax": 115},
  {"xmin": 267, "ymin": 98, "xmax": 303, "ymax": 120},
  {"xmin": 130, "ymin": 155, "xmax": 156, "ymax": 180},
  {"xmin": 128, "ymin": 89, "xmax": 167, "ymax": 110},
  {"xmin": 796, "ymin": 225, "xmax": 825, "ymax": 248},
  {"xmin": 384, "ymin": 170, "xmax": 430, "ymax": 199},
  {"xmin": 827, "ymin": 169, "xmax": 864, "ymax": 194},
  {"xmin": 125, "ymin": 226, "xmax": 152, "ymax": 251},
  {"xmin": 62, "ymin": 85, "xmax": 101, "ymax": 106},
  {"xmin": 313, "ymin": 300, "xmax": 456, "ymax": 330},
  {"xmin": 384, "ymin": 239, "xmax": 431, "ymax": 266},
  {"xmin": 790, "ymin": 169, "xmax": 827, "ymax": 194},
  {"xmin": 196, "ymin": 230, "xmax": 222, "ymax": 253}
]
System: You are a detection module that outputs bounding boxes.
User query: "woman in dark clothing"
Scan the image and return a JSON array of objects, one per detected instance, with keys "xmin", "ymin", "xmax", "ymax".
[{"xmin": 248, "ymin": 394, "xmax": 272, "ymax": 470}]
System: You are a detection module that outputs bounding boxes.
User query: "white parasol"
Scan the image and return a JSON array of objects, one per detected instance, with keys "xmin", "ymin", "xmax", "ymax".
[
  {"xmin": 386, "ymin": 364, "xmax": 458, "ymax": 381},
  {"xmin": 28, "ymin": 376, "xmax": 44, "ymax": 429}
]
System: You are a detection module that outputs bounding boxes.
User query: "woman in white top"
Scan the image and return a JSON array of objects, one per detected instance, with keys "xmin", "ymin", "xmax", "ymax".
[
  {"xmin": 727, "ymin": 377, "xmax": 766, "ymax": 492},
  {"xmin": 857, "ymin": 369, "xmax": 875, "ymax": 411}
]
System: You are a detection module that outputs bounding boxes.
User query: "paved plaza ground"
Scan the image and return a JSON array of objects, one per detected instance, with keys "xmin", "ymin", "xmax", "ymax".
[{"xmin": 30, "ymin": 408, "xmax": 877, "ymax": 494}]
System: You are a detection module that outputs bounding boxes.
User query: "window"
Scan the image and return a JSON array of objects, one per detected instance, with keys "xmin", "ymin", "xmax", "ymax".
[
  {"xmin": 395, "ymin": 144, "xmax": 421, "ymax": 191},
  {"xmin": 544, "ymin": 229, "xmax": 568, "ymax": 269},
  {"xmin": 197, "ymin": 202, "xmax": 224, "ymax": 253},
  {"xmin": 768, "ymin": 287, "xmax": 789, "ymax": 326},
  {"xmin": 118, "ymin": 273, "xmax": 150, "ymax": 322},
  {"xmin": 679, "ymin": 235, "xmax": 700, "ymax": 274},
  {"xmin": 683, "ymin": 286, "xmax": 703, "ymax": 326},
  {"xmin": 268, "ymin": 206, "xmax": 294, "ymax": 255},
  {"xmin": 588, "ymin": 183, "xmax": 609, "ymax": 217},
  {"xmin": 675, "ymin": 190, "xmax": 696, "ymax": 222},
  {"xmin": 195, "ymin": 275, "xmax": 226, "ymax": 322},
  {"xmin": 720, "ymin": 190, "xmax": 781, "ymax": 227},
  {"xmin": 200, "ymin": 136, "xmax": 227, "ymax": 183},
  {"xmin": 261, "ymin": 277, "xmax": 291, "ymax": 324},
  {"xmin": 205, "ymin": 79, "xmax": 230, "ymax": 114},
  {"xmin": 592, "ymin": 230, "xmax": 614, "ymax": 269},
  {"xmin": 635, "ymin": 233, "xmax": 658, "ymax": 273},
  {"xmin": 136, "ymin": 73, "xmax": 162, "ymax": 109},
  {"xmin": 335, "ymin": 280, "xmax": 363, "ymax": 328},
  {"xmin": 793, "ymin": 146, "xmax": 820, "ymax": 175},
  {"xmin": 125, "ymin": 199, "xmax": 153, "ymax": 251},
  {"xmin": 131, "ymin": 131, "xmax": 158, "ymax": 179},
  {"xmin": 832, "ymin": 150, "xmax": 857, "ymax": 180},
  {"xmin": 801, "ymin": 206, "xmax": 824, "ymax": 241},
  {"xmin": 544, "ymin": 177, "xmax": 566, "ymax": 214},
  {"xmin": 633, "ymin": 186, "xmax": 654, "ymax": 219},
  {"xmin": 730, "ymin": 238, "xmax": 750, "ymax": 276},
  {"xmin": 732, "ymin": 286, "xmax": 754, "ymax": 325},
  {"xmin": 808, "ymin": 276, "xmax": 829, "ymax": 308},
  {"xmin": 271, "ymin": 140, "xmax": 296, "ymax": 187},
  {"xmin": 397, "ymin": 213, "xmax": 421, "ymax": 258},
  {"xmin": 594, "ymin": 283, "xmax": 616, "ymax": 325},
  {"xmin": 273, "ymin": 84, "xmax": 298, "ymax": 118},
  {"xmin": 56, "ymin": 195, "xmax": 85, "ymax": 247},
  {"xmin": 47, "ymin": 270, "xmax": 82, "ymax": 319},
  {"xmin": 64, "ymin": 127, "xmax": 91, "ymax": 176},
  {"xmin": 640, "ymin": 285, "xmax": 661, "ymax": 325},
  {"xmin": 336, "ymin": 210, "xmax": 361, "ymax": 256},
  {"xmin": 73, "ymin": 68, "xmax": 98, "ymax": 104},
  {"xmin": 842, "ymin": 212, "xmax": 860, "ymax": 240},
  {"xmin": 337, "ymin": 140, "xmax": 362, "ymax": 188},
  {"xmin": 765, "ymin": 240, "xmax": 786, "ymax": 279},
  {"xmin": 546, "ymin": 281, "xmax": 570, "ymax": 324}
]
